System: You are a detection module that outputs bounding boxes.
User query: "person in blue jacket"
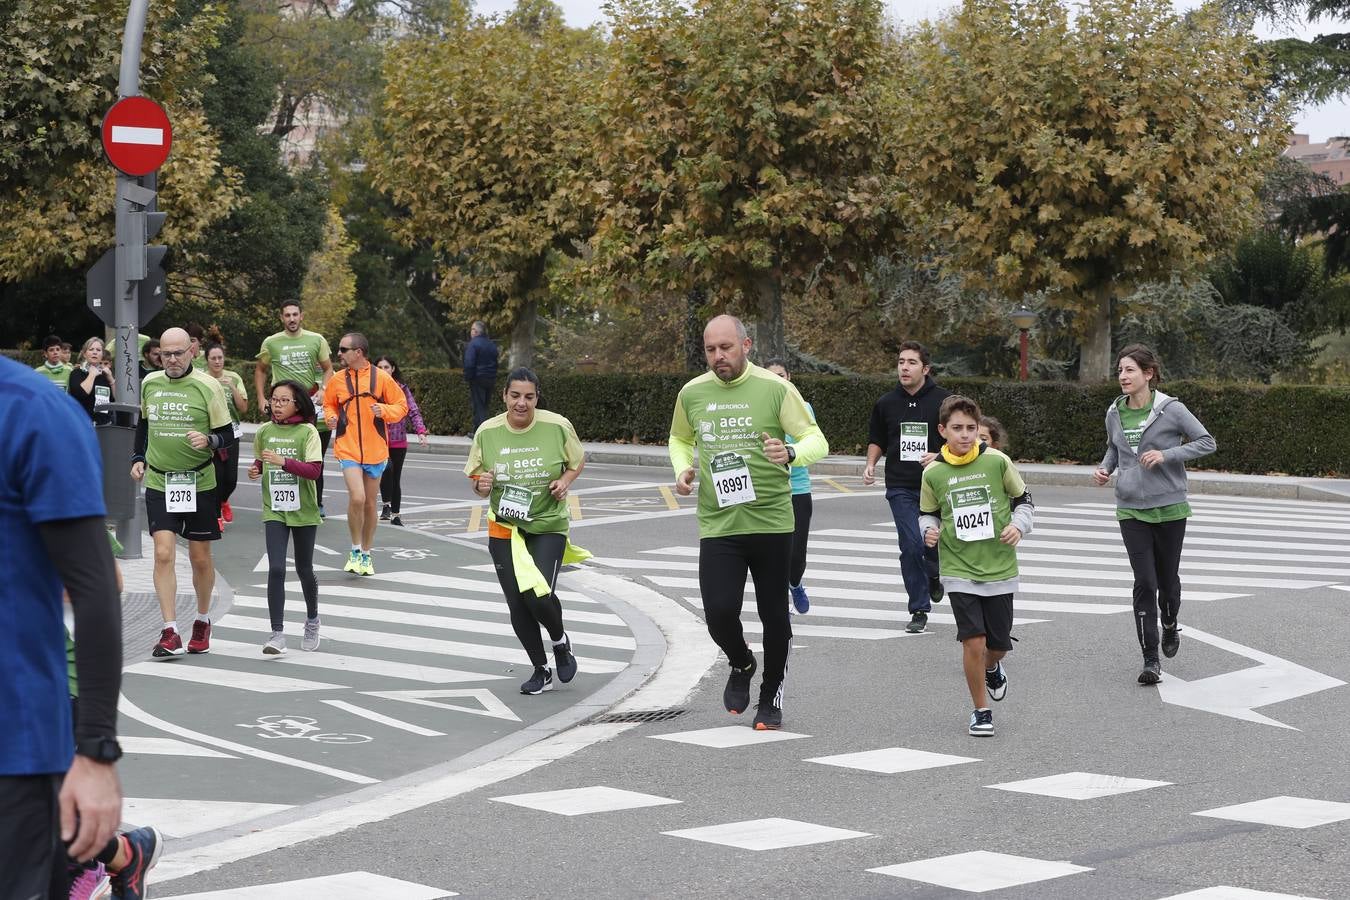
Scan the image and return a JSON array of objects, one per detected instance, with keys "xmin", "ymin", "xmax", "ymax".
[{"xmin": 464, "ymin": 321, "xmax": 500, "ymax": 432}]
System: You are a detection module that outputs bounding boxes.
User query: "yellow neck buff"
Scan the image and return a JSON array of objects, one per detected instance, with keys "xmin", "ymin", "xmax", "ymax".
[{"xmin": 941, "ymin": 444, "xmax": 980, "ymax": 466}]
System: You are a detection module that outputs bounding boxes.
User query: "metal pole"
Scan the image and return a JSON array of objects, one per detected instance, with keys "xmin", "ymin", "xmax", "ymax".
[
  {"xmin": 112, "ymin": 0, "xmax": 152, "ymax": 558},
  {"xmin": 1018, "ymin": 329, "xmax": 1029, "ymax": 382}
]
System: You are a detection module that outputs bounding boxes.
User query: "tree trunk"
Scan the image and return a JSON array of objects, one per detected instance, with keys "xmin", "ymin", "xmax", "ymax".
[
  {"xmin": 508, "ymin": 295, "xmax": 537, "ymax": 370},
  {"xmin": 752, "ymin": 271, "xmax": 786, "ymax": 363},
  {"xmin": 684, "ymin": 287, "xmax": 707, "ymax": 373},
  {"xmin": 1078, "ymin": 282, "xmax": 1115, "ymax": 383}
]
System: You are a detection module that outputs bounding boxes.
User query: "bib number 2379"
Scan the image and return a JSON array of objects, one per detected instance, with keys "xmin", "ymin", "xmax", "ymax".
[
  {"xmin": 165, "ymin": 471, "xmax": 197, "ymax": 513},
  {"xmin": 951, "ymin": 486, "xmax": 994, "ymax": 542},
  {"xmin": 710, "ymin": 451, "xmax": 756, "ymax": 508},
  {"xmin": 270, "ymin": 470, "xmax": 301, "ymax": 512}
]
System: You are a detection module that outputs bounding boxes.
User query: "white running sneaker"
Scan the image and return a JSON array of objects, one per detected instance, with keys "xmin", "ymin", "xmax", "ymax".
[
  {"xmin": 302, "ymin": 617, "xmax": 321, "ymax": 652},
  {"xmin": 263, "ymin": 632, "xmax": 287, "ymax": 655}
]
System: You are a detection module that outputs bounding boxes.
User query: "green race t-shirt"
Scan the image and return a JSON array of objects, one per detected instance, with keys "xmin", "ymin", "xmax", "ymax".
[
  {"xmin": 216, "ymin": 370, "xmax": 247, "ymax": 427},
  {"xmin": 256, "ymin": 421, "xmax": 323, "ymax": 526},
  {"xmin": 34, "ymin": 362, "xmax": 74, "ymax": 391},
  {"xmin": 1113, "ymin": 393, "xmax": 1191, "ymax": 523},
  {"xmin": 464, "ymin": 409, "xmax": 584, "ymax": 535},
  {"xmin": 920, "ymin": 447, "xmax": 1026, "ymax": 583},
  {"xmin": 258, "ymin": 329, "xmax": 331, "ymax": 430},
  {"xmin": 140, "ymin": 368, "xmax": 232, "ymax": 493},
  {"xmin": 670, "ymin": 365, "xmax": 821, "ymax": 539}
]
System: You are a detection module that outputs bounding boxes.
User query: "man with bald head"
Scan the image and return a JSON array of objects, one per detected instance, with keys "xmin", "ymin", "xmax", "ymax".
[
  {"xmin": 131, "ymin": 327, "xmax": 235, "ymax": 658},
  {"xmin": 669, "ymin": 315, "xmax": 828, "ymax": 730}
]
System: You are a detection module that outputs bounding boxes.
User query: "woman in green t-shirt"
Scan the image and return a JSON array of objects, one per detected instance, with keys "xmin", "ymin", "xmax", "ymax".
[
  {"xmin": 206, "ymin": 342, "xmax": 249, "ymax": 528},
  {"xmin": 1093, "ymin": 344, "xmax": 1216, "ymax": 685},
  {"xmin": 248, "ymin": 380, "xmax": 324, "ymax": 655},
  {"xmin": 465, "ymin": 368, "xmax": 586, "ymax": 696}
]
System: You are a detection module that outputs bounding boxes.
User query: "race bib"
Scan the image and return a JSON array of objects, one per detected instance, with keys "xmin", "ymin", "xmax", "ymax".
[
  {"xmin": 93, "ymin": 385, "xmax": 111, "ymax": 407},
  {"xmin": 899, "ymin": 422, "xmax": 928, "ymax": 462},
  {"xmin": 497, "ymin": 484, "xmax": 534, "ymax": 521},
  {"xmin": 710, "ymin": 451, "xmax": 756, "ymax": 508},
  {"xmin": 165, "ymin": 471, "xmax": 197, "ymax": 514},
  {"xmin": 951, "ymin": 486, "xmax": 994, "ymax": 542},
  {"xmin": 269, "ymin": 470, "xmax": 301, "ymax": 512}
]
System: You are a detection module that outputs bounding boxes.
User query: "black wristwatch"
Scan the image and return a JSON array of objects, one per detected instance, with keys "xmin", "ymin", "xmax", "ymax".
[
  {"xmin": 75, "ymin": 737, "xmax": 123, "ymax": 763},
  {"xmin": 785, "ymin": 445, "xmax": 797, "ymax": 466}
]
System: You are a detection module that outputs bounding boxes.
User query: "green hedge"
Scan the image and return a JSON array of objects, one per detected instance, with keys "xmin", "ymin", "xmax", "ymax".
[{"xmin": 233, "ymin": 365, "xmax": 1350, "ymax": 476}]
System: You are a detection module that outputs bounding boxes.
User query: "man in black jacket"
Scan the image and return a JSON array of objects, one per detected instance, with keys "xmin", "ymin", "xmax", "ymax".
[
  {"xmin": 463, "ymin": 321, "xmax": 500, "ymax": 431},
  {"xmin": 863, "ymin": 341, "xmax": 950, "ymax": 633}
]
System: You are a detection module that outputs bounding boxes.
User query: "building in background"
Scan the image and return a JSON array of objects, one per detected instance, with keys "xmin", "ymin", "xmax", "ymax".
[{"xmin": 1285, "ymin": 134, "xmax": 1350, "ymax": 184}]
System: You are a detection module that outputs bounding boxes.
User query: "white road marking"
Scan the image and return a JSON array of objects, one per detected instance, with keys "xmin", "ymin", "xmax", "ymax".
[
  {"xmin": 649, "ymin": 725, "xmax": 810, "ymax": 748},
  {"xmin": 1193, "ymin": 796, "xmax": 1350, "ymax": 829},
  {"xmin": 209, "ymin": 638, "xmax": 510, "ymax": 684},
  {"xmin": 361, "ymin": 688, "xmax": 521, "ymax": 722},
  {"xmin": 123, "ymin": 798, "xmax": 292, "ymax": 839},
  {"xmin": 159, "ymin": 872, "xmax": 456, "ymax": 898},
  {"xmin": 247, "ymin": 582, "xmax": 622, "ymax": 624},
  {"xmin": 490, "ymin": 785, "xmax": 681, "ymax": 816},
  {"xmin": 805, "ymin": 747, "xmax": 979, "ymax": 774},
  {"xmin": 120, "ymin": 736, "xmax": 236, "ymax": 759},
  {"xmin": 987, "ymin": 771, "xmax": 1172, "ymax": 799},
  {"xmin": 321, "ymin": 699, "xmax": 446, "ymax": 736},
  {"xmin": 664, "ymin": 817, "xmax": 870, "ymax": 851},
  {"xmin": 868, "ymin": 850, "xmax": 1092, "ymax": 892},
  {"xmin": 124, "ymin": 660, "xmax": 344, "ymax": 693}
]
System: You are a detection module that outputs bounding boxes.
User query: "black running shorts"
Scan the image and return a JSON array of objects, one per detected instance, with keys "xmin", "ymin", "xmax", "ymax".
[
  {"xmin": 145, "ymin": 487, "xmax": 221, "ymax": 541},
  {"xmin": 949, "ymin": 591, "xmax": 1014, "ymax": 651}
]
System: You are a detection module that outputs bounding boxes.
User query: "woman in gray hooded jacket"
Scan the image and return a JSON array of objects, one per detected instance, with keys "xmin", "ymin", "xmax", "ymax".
[{"xmin": 1093, "ymin": 344, "xmax": 1216, "ymax": 686}]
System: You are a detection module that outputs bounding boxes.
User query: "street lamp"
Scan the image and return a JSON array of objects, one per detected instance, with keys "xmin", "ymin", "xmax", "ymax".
[{"xmin": 1009, "ymin": 304, "xmax": 1038, "ymax": 381}]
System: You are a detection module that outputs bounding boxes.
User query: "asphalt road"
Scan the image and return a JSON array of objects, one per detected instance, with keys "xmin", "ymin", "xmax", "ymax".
[{"xmin": 148, "ymin": 456, "xmax": 1350, "ymax": 899}]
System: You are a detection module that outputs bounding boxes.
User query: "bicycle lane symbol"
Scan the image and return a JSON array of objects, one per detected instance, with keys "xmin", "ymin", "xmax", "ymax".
[{"xmin": 237, "ymin": 714, "xmax": 372, "ymax": 745}]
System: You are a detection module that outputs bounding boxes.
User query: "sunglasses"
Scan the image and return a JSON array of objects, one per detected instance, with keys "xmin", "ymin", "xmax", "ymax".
[{"xmin": 338, "ymin": 345, "xmax": 356, "ymax": 353}]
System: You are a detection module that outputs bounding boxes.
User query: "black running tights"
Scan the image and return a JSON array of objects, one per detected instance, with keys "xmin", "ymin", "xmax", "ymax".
[
  {"xmin": 789, "ymin": 493, "xmax": 812, "ymax": 588},
  {"xmin": 265, "ymin": 521, "xmax": 319, "ymax": 632},
  {"xmin": 488, "ymin": 532, "xmax": 566, "ymax": 668},
  {"xmin": 213, "ymin": 444, "xmax": 238, "ymax": 505},
  {"xmin": 380, "ymin": 446, "xmax": 408, "ymax": 513},
  {"xmin": 1119, "ymin": 517, "xmax": 1186, "ymax": 657},
  {"xmin": 699, "ymin": 532, "xmax": 792, "ymax": 707}
]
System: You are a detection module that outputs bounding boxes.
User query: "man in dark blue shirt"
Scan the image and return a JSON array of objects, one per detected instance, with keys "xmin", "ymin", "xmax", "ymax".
[
  {"xmin": 0, "ymin": 355, "xmax": 124, "ymax": 896},
  {"xmin": 463, "ymin": 320, "xmax": 500, "ymax": 431}
]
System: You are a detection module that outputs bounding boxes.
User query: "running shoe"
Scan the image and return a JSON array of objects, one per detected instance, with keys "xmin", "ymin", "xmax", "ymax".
[
  {"xmin": 187, "ymin": 619, "xmax": 211, "ymax": 654},
  {"xmin": 928, "ymin": 575, "xmax": 944, "ymax": 603},
  {"xmin": 344, "ymin": 549, "xmax": 361, "ymax": 573},
  {"xmin": 968, "ymin": 708, "xmax": 994, "ymax": 736},
  {"xmin": 1138, "ymin": 657, "xmax": 1162, "ymax": 685},
  {"xmin": 391, "ymin": 515, "xmax": 403, "ymax": 527},
  {"xmin": 359, "ymin": 551, "xmax": 374, "ymax": 576},
  {"xmin": 109, "ymin": 826, "xmax": 163, "ymax": 900},
  {"xmin": 905, "ymin": 611, "xmax": 928, "ymax": 634},
  {"xmin": 790, "ymin": 584, "xmax": 810, "ymax": 615},
  {"xmin": 263, "ymin": 632, "xmax": 286, "ymax": 655},
  {"xmin": 752, "ymin": 702, "xmax": 783, "ymax": 731},
  {"xmin": 520, "ymin": 666, "xmax": 554, "ymax": 694},
  {"xmin": 217, "ymin": 516, "xmax": 226, "ymax": 533},
  {"xmin": 221, "ymin": 500, "xmax": 234, "ymax": 524},
  {"xmin": 1161, "ymin": 625, "xmax": 1181, "ymax": 659},
  {"xmin": 68, "ymin": 861, "xmax": 111, "ymax": 900},
  {"xmin": 302, "ymin": 617, "xmax": 321, "ymax": 652},
  {"xmin": 151, "ymin": 627, "xmax": 183, "ymax": 658},
  {"xmin": 554, "ymin": 634, "xmax": 578, "ymax": 683},
  {"xmin": 985, "ymin": 661, "xmax": 1008, "ymax": 702},
  {"xmin": 380, "ymin": 503, "xmax": 392, "ymax": 521},
  {"xmin": 722, "ymin": 656, "xmax": 757, "ymax": 715}
]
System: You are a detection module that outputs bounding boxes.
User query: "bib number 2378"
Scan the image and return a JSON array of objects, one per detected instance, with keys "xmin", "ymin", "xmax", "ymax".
[
  {"xmin": 165, "ymin": 471, "xmax": 197, "ymax": 513},
  {"xmin": 710, "ymin": 451, "xmax": 756, "ymax": 508}
]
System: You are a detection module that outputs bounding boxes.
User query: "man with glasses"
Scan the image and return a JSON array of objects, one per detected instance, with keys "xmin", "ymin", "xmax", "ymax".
[
  {"xmin": 255, "ymin": 300, "xmax": 335, "ymax": 513},
  {"xmin": 132, "ymin": 327, "xmax": 235, "ymax": 657},
  {"xmin": 323, "ymin": 334, "xmax": 406, "ymax": 575}
]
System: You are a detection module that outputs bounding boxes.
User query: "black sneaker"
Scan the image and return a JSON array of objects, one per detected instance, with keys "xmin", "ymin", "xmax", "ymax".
[
  {"xmin": 109, "ymin": 826, "xmax": 163, "ymax": 900},
  {"xmin": 391, "ymin": 514, "xmax": 403, "ymax": 527},
  {"xmin": 752, "ymin": 703, "xmax": 782, "ymax": 731},
  {"xmin": 723, "ymin": 656, "xmax": 757, "ymax": 714},
  {"xmin": 928, "ymin": 576, "xmax": 944, "ymax": 604},
  {"xmin": 985, "ymin": 661, "xmax": 1007, "ymax": 702},
  {"xmin": 554, "ymin": 634, "xmax": 577, "ymax": 683},
  {"xmin": 380, "ymin": 503, "xmax": 392, "ymax": 521},
  {"xmin": 1161, "ymin": 625, "xmax": 1181, "ymax": 659},
  {"xmin": 968, "ymin": 708, "xmax": 994, "ymax": 736},
  {"xmin": 1138, "ymin": 658, "xmax": 1162, "ymax": 685},
  {"xmin": 906, "ymin": 611, "xmax": 928, "ymax": 634},
  {"xmin": 520, "ymin": 666, "xmax": 554, "ymax": 694}
]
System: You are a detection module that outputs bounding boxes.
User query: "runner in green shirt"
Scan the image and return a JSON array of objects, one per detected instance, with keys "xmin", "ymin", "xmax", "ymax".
[
  {"xmin": 249, "ymin": 380, "xmax": 325, "ymax": 655},
  {"xmin": 131, "ymin": 328, "xmax": 235, "ymax": 660},
  {"xmin": 668, "ymin": 315, "xmax": 827, "ymax": 731},
  {"xmin": 205, "ymin": 342, "xmax": 249, "ymax": 528},
  {"xmin": 33, "ymin": 335, "xmax": 74, "ymax": 391},
  {"xmin": 465, "ymin": 368, "xmax": 585, "ymax": 695},
  {"xmin": 920, "ymin": 395, "xmax": 1035, "ymax": 737}
]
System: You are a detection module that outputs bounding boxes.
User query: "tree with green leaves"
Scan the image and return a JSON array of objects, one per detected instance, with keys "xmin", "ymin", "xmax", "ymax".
[
  {"xmin": 583, "ymin": 0, "xmax": 903, "ymax": 362},
  {"xmin": 369, "ymin": 0, "xmax": 602, "ymax": 367},
  {"xmin": 1225, "ymin": 0, "xmax": 1350, "ymax": 105},
  {"xmin": 887, "ymin": 0, "xmax": 1289, "ymax": 381}
]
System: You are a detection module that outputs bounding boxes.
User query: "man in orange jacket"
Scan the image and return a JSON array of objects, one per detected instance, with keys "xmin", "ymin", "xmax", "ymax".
[{"xmin": 323, "ymin": 333, "xmax": 407, "ymax": 576}]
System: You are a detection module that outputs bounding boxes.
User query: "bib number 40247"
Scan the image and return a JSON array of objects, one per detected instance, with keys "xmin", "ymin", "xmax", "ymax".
[
  {"xmin": 950, "ymin": 485, "xmax": 994, "ymax": 542},
  {"xmin": 710, "ymin": 451, "xmax": 756, "ymax": 508},
  {"xmin": 165, "ymin": 471, "xmax": 197, "ymax": 513}
]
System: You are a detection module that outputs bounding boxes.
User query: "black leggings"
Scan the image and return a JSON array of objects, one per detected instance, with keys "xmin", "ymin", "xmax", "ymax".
[
  {"xmin": 380, "ymin": 446, "xmax": 408, "ymax": 513},
  {"xmin": 316, "ymin": 429, "xmax": 332, "ymax": 508},
  {"xmin": 213, "ymin": 444, "xmax": 238, "ymax": 505},
  {"xmin": 1119, "ymin": 517, "xmax": 1187, "ymax": 657},
  {"xmin": 699, "ymin": 532, "xmax": 793, "ymax": 707},
  {"xmin": 488, "ymin": 532, "xmax": 567, "ymax": 668},
  {"xmin": 789, "ymin": 493, "xmax": 812, "ymax": 588},
  {"xmin": 265, "ymin": 521, "xmax": 319, "ymax": 631}
]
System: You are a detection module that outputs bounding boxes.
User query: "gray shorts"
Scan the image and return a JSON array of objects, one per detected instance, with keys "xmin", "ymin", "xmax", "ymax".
[{"xmin": 949, "ymin": 592, "xmax": 1014, "ymax": 651}]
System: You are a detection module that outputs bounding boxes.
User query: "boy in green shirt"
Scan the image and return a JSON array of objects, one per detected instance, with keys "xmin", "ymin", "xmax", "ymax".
[
  {"xmin": 920, "ymin": 395, "xmax": 1034, "ymax": 737},
  {"xmin": 33, "ymin": 335, "xmax": 74, "ymax": 390}
]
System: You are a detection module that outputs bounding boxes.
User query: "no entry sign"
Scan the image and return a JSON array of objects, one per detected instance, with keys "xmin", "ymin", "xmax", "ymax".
[{"xmin": 101, "ymin": 96, "xmax": 172, "ymax": 176}]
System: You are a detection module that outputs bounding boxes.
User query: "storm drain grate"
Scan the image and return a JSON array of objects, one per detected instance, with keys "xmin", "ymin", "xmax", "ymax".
[{"xmin": 591, "ymin": 708, "xmax": 688, "ymax": 724}]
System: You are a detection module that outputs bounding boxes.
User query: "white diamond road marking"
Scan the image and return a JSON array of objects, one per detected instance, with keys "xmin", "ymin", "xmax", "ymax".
[
  {"xmin": 123, "ymin": 797, "xmax": 292, "ymax": 839},
  {"xmin": 867, "ymin": 850, "xmax": 1093, "ymax": 892},
  {"xmin": 663, "ymin": 817, "xmax": 870, "ymax": 851},
  {"xmin": 987, "ymin": 771, "xmax": 1172, "ymax": 799},
  {"xmin": 806, "ymin": 747, "xmax": 980, "ymax": 774},
  {"xmin": 158, "ymin": 871, "xmax": 456, "ymax": 898},
  {"xmin": 649, "ymin": 725, "xmax": 811, "ymax": 748},
  {"xmin": 1194, "ymin": 796, "xmax": 1350, "ymax": 829},
  {"xmin": 490, "ymin": 785, "xmax": 681, "ymax": 816},
  {"xmin": 1159, "ymin": 888, "xmax": 1327, "ymax": 899}
]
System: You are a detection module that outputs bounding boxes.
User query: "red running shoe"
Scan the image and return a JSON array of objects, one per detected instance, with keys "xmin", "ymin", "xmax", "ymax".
[
  {"xmin": 151, "ymin": 627, "xmax": 183, "ymax": 658},
  {"xmin": 187, "ymin": 619, "xmax": 211, "ymax": 654},
  {"xmin": 221, "ymin": 500, "xmax": 233, "ymax": 523}
]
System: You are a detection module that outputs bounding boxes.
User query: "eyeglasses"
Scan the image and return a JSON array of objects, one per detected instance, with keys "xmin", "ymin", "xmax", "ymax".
[
  {"xmin": 271, "ymin": 396, "xmax": 296, "ymax": 405},
  {"xmin": 337, "ymin": 346, "xmax": 354, "ymax": 353},
  {"xmin": 161, "ymin": 349, "xmax": 189, "ymax": 359}
]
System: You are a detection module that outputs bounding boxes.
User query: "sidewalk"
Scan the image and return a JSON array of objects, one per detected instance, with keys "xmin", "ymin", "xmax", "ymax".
[{"xmin": 234, "ymin": 423, "xmax": 1350, "ymax": 503}]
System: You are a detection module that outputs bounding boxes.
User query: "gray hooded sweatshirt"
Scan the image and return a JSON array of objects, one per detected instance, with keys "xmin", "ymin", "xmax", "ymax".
[{"xmin": 1100, "ymin": 390, "xmax": 1216, "ymax": 509}]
